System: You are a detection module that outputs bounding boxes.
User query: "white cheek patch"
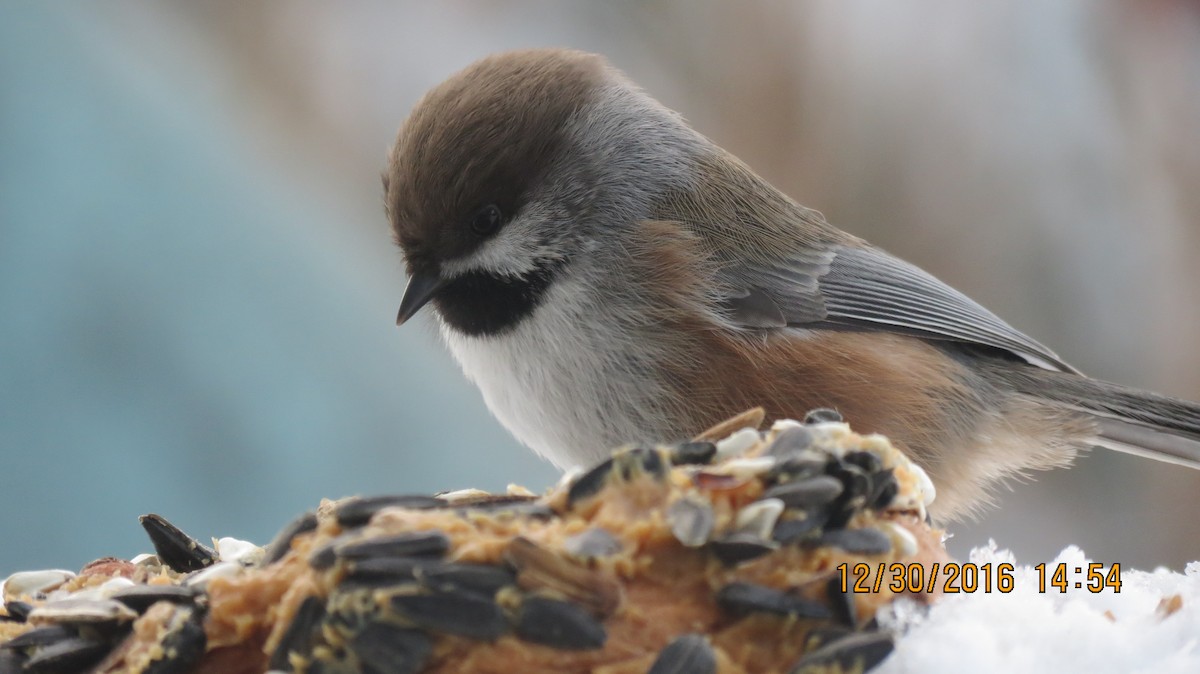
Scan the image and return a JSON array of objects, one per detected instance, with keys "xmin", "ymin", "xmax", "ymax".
[{"xmin": 440, "ymin": 215, "xmax": 543, "ymax": 279}]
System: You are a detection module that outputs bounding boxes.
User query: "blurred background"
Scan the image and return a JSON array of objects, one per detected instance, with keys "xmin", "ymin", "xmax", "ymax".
[{"xmin": 2, "ymin": 1, "xmax": 1198, "ymax": 574}]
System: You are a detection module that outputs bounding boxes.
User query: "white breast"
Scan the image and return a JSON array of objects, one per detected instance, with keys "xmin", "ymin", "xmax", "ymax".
[{"xmin": 440, "ymin": 273, "xmax": 677, "ymax": 469}]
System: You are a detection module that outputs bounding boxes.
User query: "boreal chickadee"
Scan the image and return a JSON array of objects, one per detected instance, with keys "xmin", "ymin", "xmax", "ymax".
[{"xmin": 383, "ymin": 48, "xmax": 1200, "ymax": 520}]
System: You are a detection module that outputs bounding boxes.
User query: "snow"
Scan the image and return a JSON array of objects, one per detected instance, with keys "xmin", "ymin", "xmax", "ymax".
[{"xmin": 878, "ymin": 543, "xmax": 1200, "ymax": 673}]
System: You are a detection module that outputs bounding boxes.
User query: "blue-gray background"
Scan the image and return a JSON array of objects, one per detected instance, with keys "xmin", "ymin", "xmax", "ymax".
[{"xmin": 3, "ymin": 2, "xmax": 1199, "ymax": 575}]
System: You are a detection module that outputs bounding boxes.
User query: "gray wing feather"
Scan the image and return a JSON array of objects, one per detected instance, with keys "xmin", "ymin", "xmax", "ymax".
[{"xmin": 725, "ymin": 244, "xmax": 1077, "ymax": 373}]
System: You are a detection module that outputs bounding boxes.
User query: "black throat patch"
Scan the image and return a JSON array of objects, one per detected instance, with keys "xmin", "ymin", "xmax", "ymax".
[{"xmin": 432, "ymin": 258, "xmax": 567, "ymax": 337}]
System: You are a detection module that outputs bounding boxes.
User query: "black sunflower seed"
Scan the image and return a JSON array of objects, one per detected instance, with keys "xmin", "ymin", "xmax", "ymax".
[
  {"xmin": 23, "ymin": 636, "xmax": 112, "ymax": 674},
  {"xmin": 804, "ymin": 408, "xmax": 843, "ymax": 424},
  {"xmin": 819, "ymin": 528, "xmax": 892, "ymax": 556},
  {"xmin": 268, "ymin": 595, "xmax": 326, "ymax": 672},
  {"xmin": 0, "ymin": 625, "xmax": 74, "ymax": 650},
  {"xmin": 335, "ymin": 532, "xmax": 451, "ymax": 562},
  {"xmin": 0, "ymin": 650, "xmax": 25, "ymax": 674},
  {"xmin": 308, "ymin": 539, "xmax": 342, "ymax": 571},
  {"xmin": 765, "ymin": 426, "xmax": 815, "ymax": 457},
  {"xmin": 568, "ymin": 448, "xmax": 666, "ymax": 507},
  {"xmin": 515, "ymin": 596, "xmax": 606, "ymax": 650},
  {"xmin": 824, "ymin": 464, "xmax": 872, "ymax": 529},
  {"xmin": 715, "ymin": 582, "xmax": 831, "ymax": 620},
  {"xmin": 648, "ymin": 633, "xmax": 717, "ymax": 674},
  {"xmin": 142, "ymin": 606, "xmax": 207, "ymax": 674},
  {"xmin": 670, "ymin": 441, "xmax": 717, "ymax": 466},
  {"xmin": 764, "ymin": 476, "xmax": 845, "ymax": 509},
  {"xmin": 350, "ymin": 621, "xmax": 431, "ymax": 674},
  {"xmin": 460, "ymin": 500, "xmax": 556, "ymax": 519},
  {"xmin": 389, "ymin": 590, "xmax": 507, "ymax": 641},
  {"xmin": 334, "ymin": 495, "xmax": 444, "ymax": 528},
  {"xmin": 341, "ymin": 557, "xmax": 429, "ymax": 588},
  {"xmin": 415, "ymin": 563, "xmax": 516, "ymax": 598},
  {"xmin": 567, "ymin": 457, "xmax": 615, "ymax": 506},
  {"xmin": 825, "ymin": 577, "xmax": 856, "ymax": 627},
  {"xmin": 868, "ymin": 469, "xmax": 899, "ymax": 510},
  {"xmin": 139, "ymin": 514, "xmax": 218, "ymax": 573},
  {"xmin": 766, "ymin": 453, "xmax": 829, "ymax": 484},
  {"xmin": 710, "ymin": 534, "xmax": 778, "ymax": 565},
  {"xmin": 789, "ymin": 631, "xmax": 894, "ymax": 674},
  {"xmin": 772, "ymin": 511, "xmax": 828, "ymax": 544},
  {"xmin": 111, "ymin": 585, "xmax": 200, "ymax": 614},
  {"xmin": 842, "ymin": 450, "xmax": 883, "ymax": 474},
  {"xmin": 3, "ymin": 601, "xmax": 31, "ymax": 623},
  {"xmin": 262, "ymin": 511, "xmax": 319, "ymax": 566},
  {"xmin": 803, "ymin": 625, "xmax": 854, "ymax": 651}
]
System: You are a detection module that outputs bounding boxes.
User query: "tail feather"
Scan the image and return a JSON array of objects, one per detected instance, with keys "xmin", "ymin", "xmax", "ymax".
[
  {"xmin": 1094, "ymin": 418, "xmax": 1200, "ymax": 470},
  {"xmin": 980, "ymin": 362, "xmax": 1200, "ymax": 470}
]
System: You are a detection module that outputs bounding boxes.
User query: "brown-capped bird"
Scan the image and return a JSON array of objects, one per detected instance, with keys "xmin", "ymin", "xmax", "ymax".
[{"xmin": 383, "ymin": 48, "xmax": 1200, "ymax": 520}]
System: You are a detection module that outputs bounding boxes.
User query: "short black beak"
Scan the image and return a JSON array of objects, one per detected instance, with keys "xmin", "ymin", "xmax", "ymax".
[{"xmin": 396, "ymin": 270, "xmax": 446, "ymax": 326}]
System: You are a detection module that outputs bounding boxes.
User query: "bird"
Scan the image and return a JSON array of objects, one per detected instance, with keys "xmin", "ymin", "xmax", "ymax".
[{"xmin": 382, "ymin": 48, "xmax": 1200, "ymax": 520}]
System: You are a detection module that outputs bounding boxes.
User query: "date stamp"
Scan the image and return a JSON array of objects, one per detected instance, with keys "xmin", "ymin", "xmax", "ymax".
[{"xmin": 835, "ymin": 561, "xmax": 1122, "ymax": 594}]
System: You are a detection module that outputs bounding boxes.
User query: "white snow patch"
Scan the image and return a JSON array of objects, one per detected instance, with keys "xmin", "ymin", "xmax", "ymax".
[{"xmin": 877, "ymin": 543, "xmax": 1200, "ymax": 673}]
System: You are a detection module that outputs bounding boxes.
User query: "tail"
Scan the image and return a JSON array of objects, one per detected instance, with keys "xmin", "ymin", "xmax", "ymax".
[{"xmin": 984, "ymin": 364, "xmax": 1200, "ymax": 470}]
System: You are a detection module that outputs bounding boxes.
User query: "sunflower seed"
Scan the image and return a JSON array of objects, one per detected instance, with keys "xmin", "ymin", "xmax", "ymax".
[
  {"xmin": 804, "ymin": 408, "xmax": 843, "ymax": 424},
  {"xmin": 214, "ymin": 537, "xmax": 263, "ymax": 566},
  {"xmin": 819, "ymin": 528, "xmax": 892, "ymax": 556},
  {"xmin": 0, "ymin": 625, "xmax": 74, "ymax": 650},
  {"xmin": 3, "ymin": 601, "xmax": 31, "ymax": 623},
  {"xmin": 803, "ymin": 625, "xmax": 854, "ymax": 651},
  {"xmin": 340, "ymin": 557, "xmax": 429, "ymax": 588},
  {"xmin": 842, "ymin": 450, "xmax": 882, "ymax": 474},
  {"xmin": 268, "ymin": 595, "xmax": 326, "ymax": 672},
  {"xmin": 715, "ymin": 582, "xmax": 831, "ymax": 620},
  {"xmin": 772, "ymin": 511, "xmax": 828, "ymax": 544},
  {"xmin": 669, "ymin": 441, "xmax": 717, "ymax": 466},
  {"xmin": 334, "ymin": 495, "xmax": 444, "ymax": 528},
  {"xmin": 23, "ymin": 636, "xmax": 112, "ymax": 674},
  {"xmin": 335, "ymin": 532, "xmax": 451, "ymax": 562},
  {"xmin": 350, "ymin": 621, "xmax": 431, "ymax": 674},
  {"xmin": 880, "ymin": 521, "xmax": 918, "ymax": 557},
  {"xmin": 563, "ymin": 528, "xmax": 622, "ymax": 560},
  {"xmin": 735, "ymin": 499, "xmax": 785, "ymax": 539},
  {"xmin": 2, "ymin": 570, "xmax": 75, "ymax": 601},
  {"xmin": 262, "ymin": 511, "xmax": 319, "ymax": 566},
  {"xmin": 824, "ymin": 464, "xmax": 871, "ymax": 529},
  {"xmin": 308, "ymin": 534, "xmax": 353, "ymax": 571},
  {"xmin": 667, "ymin": 497, "xmax": 715, "ymax": 548},
  {"xmin": 0, "ymin": 651, "xmax": 24, "ymax": 674},
  {"xmin": 28, "ymin": 598, "xmax": 138, "ymax": 626},
  {"xmin": 110, "ymin": 585, "xmax": 199, "ymax": 614},
  {"xmin": 648, "ymin": 634, "xmax": 717, "ymax": 674},
  {"xmin": 764, "ymin": 476, "xmax": 844, "ymax": 509},
  {"xmin": 825, "ymin": 577, "xmax": 856, "ymax": 627},
  {"xmin": 568, "ymin": 448, "xmax": 667, "ymax": 507},
  {"xmin": 566, "ymin": 457, "xmax": 615, "ymax": 506},
  {"xmin": 388, "ymin": 589, "xmax": 507, "ymax": 641},
  {"xmin": 715, "ymin": 428, "xmax": 761, "ymax": 460},
  {"xmin": 514, "ymin": 596, "xmax": 606, "ymax": 650},
  {"xmin": 182, "ymin": 561, "xmax": 244, "ymax": 588},
  {"xmin": 710, "ymin": 534, "xmax": 778, "ymax": 565},
  {"xmin": 139, "ymin": 514, "xmax": 218, "ymax": 573},
  {"xmin": 505, "ymin": 537, "xmax": 621, "ymax": 618},
  {"xmin": 788, "ymin": 631, "xmax": 894, "ymax": 674},
  {"xmin": 415, "ymin": 563, "xmax": 515, "ymax": 598},
  {"xmin": 868, "ymin": 469, "xmax": 899, "ymax": 510},
  {"xmin": 141, "ymin": 604, "xmax": 207, "ymax": 674},
  {"xmin": 765, "ymin": 426, "xmax": 815, "ymax": 457}
]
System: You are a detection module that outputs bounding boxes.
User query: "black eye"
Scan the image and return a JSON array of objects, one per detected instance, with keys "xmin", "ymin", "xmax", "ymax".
[{"xmin": 470, "ymin": 204, "xmax": 503, "ymax": 236}]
